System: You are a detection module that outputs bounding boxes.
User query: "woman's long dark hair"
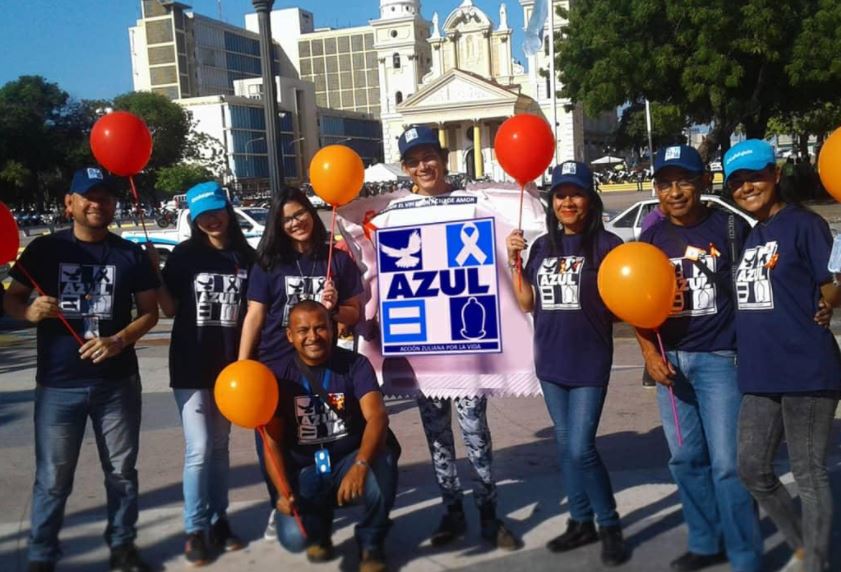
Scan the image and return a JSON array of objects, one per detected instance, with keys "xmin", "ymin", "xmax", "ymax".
[
  {"xmin": 187, "ymin": 203, "xmax": 256, "ymax": 265},
  {"xmin": 256, "ymin": 186, "xmax": 328, "ymax": 270},
  {"xmin": 546, "ymin": 184, "xmax": 606, "ymax": 265}
]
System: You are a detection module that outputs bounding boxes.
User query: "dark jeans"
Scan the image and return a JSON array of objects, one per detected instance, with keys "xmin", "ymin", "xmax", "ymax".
[
  {"xmin": 737, "ymin": 392, "xmax": 840, "ymax": 572},
  {"xmin": 540, "ymin": 381, "xmax": 620, "ymax": 527},
  {"xmin": 28, "ymin": 376, "xmax": 142, "ymax": 563},
  {"xmin": 274, "ymin": 448, "xmax": 398, "ymax": 552}
]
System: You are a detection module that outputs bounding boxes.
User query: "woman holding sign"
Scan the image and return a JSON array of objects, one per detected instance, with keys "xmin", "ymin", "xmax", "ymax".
[
  {"xmin": 150, "ymin": 182, "xmax": 254, "ymax": 565},
  {"xmin": 725, "ymin": 139, "xmax": 841, "ymax": 572},
  {"xmin": 506, "ymin": 161, "xmax": 629, "ymax": 566},
  {"xmin": 238, "ymin": 186, "xmax": 363, "ymax": 538}
]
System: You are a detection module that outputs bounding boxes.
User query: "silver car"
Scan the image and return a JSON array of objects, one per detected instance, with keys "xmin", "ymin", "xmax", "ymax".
[{"xmin": 604, "ymin": 194, "xmax": 756, "ymax": 242}]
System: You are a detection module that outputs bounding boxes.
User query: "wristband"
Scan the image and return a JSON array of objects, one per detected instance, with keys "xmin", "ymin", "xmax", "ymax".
[{"xmin": 354, "ymin": 459, "xmax": 370, "ymax": 469}]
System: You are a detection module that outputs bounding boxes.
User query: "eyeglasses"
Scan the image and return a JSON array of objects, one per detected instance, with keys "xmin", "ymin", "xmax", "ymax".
[
  {"xmin": 282, "ymin": 208, "xmax": 309, "ymax": 227},
  {"xmin": 727, "ymin": 169, "xmax": 773, "ymax": 192},
  {"xmin": 403, "ymin": 153, "xmax": 441, "ymax": 169},
  {"xmin": 654, "ymin": 176, "xmax": 701, "ymax": 193}
]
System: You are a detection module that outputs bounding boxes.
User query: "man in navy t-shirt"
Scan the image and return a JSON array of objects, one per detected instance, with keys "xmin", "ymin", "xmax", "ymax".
[
  {"xmin": 261, "ymin": 300, "xmax": 397, "ymax": 572},
  {"xmin": 3, "ymin": 168, "xmax": 159, "ymax": 572},
  {"xmin": 635, "ymin": 147, "xmax": 763, "ymax": 572}
]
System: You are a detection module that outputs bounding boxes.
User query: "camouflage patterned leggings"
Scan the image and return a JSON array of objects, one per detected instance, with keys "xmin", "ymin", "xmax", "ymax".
[{"xmin": 416, "ymin": 394, "xmax": 497, "ymax": 511}]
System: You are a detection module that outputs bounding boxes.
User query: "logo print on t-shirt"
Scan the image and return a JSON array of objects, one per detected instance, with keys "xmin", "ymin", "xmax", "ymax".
[
  {"xmin": 537, "ymin": 256, "xmax": 585, "ymax": 310},
  {"xmin": 58, "ymin": 263, "xmax": 116, "ymax": 318},
  {"xmin": 193, "ymin": 272, "xmax": 244, "ymax": 327},
  {"xmin": 670, "ymin": 255, "xmax": 717, "ymax": 317},
  {"xmin": 735, "ymin": 241, "xmax": 778, "ymax": 310},
  {"xmin": 295, "ymin": 394, "xmax": 348, "ymax": 445},
  {"xmin": 283, "ymin": 276, "xmax": 326, "ymax": 325}
]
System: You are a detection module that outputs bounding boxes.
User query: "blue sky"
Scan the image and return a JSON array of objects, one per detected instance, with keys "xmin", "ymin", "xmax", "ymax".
[{"xmin": 0, "ymin": 0, "xmax": 528, "ymax": 101}]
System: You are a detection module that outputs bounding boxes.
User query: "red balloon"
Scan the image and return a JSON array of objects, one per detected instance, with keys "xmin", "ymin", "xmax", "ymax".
[
  {"xmin": 494, "ymin": 114, "xmax": 556, "ymax": 186},
  {"xmin": 0, "ymin": 201, "xmax": 20, "ymax": 265},
  {"xmin": 90, "ymin": 112, "xmax": 153, "ymax": 176}
]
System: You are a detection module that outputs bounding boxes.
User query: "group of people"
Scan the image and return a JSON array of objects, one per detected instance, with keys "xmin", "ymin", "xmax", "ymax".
[{"xmin": 3, "ymin": 125, "xmax": 839, "ymax": 572}]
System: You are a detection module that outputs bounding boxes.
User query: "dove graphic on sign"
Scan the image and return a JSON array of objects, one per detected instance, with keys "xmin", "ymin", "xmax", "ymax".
[{"xmin": 380, "ymin": 230, "xmax": 422, "ymax": 269}]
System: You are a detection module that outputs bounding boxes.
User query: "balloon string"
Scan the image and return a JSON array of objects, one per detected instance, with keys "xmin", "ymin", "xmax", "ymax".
[
  {"xmin": 257, "ymin": 425, "xmax": 307, "ymax": 539},
  {"xmin": 14, "ymin": 260, "xmax": 85, "ymax": 347},
  {"xmin": 656, "ymin": 329, "xmax": 683, "ymax": 447},
  {"xmin": 515, "ymin": 184, "xmax": 525, "ymax": 289},
  {"xmin": 129, "ymin": 176, "xmax": 151, "ymax": 243},
  {"xmin": 326, "ymin": 205, "xmax": 337, "ymax": 283}
]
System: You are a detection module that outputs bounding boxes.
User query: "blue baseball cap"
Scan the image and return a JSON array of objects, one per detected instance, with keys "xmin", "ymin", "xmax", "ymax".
[
  {"xmin": 653, "ymin": 145, "xmax": 705, "ymax": 176},
  {"xmin": 69, "ymin": 167, "xmax": 116, "ymax": 195},
  {"xmin": 550, "ymin": 161, "xmax": 594, "ymax": 192},
  {"xmin": 398, "ymin": 125, "xmax": 442, "ymax": 159},
  {"xmin": 186, "ymin": 181, "xmax": 228, "ymax": 220},
  {"xmin": 723, "ymin": 140, "xmax": 776, "ymax": 181}
]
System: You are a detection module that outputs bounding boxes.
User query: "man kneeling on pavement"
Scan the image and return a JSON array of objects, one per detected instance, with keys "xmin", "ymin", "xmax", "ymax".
[{"xmin": 262, "ymin": 300, "xmax": 398, "ymax": 572}]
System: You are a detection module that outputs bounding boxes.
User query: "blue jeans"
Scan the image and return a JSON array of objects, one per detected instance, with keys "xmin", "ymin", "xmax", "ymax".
[
  {"xmin": 275, "ymin": 448, "xmax": 398, "ymax": 552},
  {"xmin": 658, "ymin": 351, "xmax": 763, "ymax": 572},
  {"xmin": 540, "ymin": 381, "xmax": 620, "ymax": 527},
  {"xmin": 173, "ymin": 389, "xmax": 232, "ymax": 533},
  {"xmin": 29, "ymin": 376, "xmax": 142, "ymax": 563}
]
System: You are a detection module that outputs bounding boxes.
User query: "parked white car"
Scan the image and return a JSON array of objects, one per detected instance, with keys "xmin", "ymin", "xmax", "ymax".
[
  {"xmin": 604, "ymin": 195, "xmax": 756, "ymax": 242},
  {"xmin": 123, "ymin": 207, "xmax": 268, "ymax": 265}
]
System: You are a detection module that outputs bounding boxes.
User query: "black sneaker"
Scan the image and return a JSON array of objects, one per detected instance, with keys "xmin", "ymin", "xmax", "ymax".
[
  {"xmin": 27, "ymin": 562, "xmax": 55, "ymax": 572},
  {"xmin": 110, "ymin": 543, "xmax": 151, "ymax": 572},
  {"xmin": 209, "ymin": 517, "xmax": 245, "ymax": 552},
  {"xmin": 599, "ymin": 525, "xmax": 630, "ymax": 566},
  {"xmin": 359, "ymin": 546, "xmax": 387, "ymax": 572},
  {"xmin": 306, "ymin": 540, "xmax": 336, "ymax": 563},
  {"xmin": 546, "ymin": 519, "xmax": 598, "ymax": 552},
  {"xmin": 480, "ymin": 517, "xmax": 522, "ymax": 551},
  {"xmin": 430, "ymin": 508, "xmax": 467, "ymax": 546},
  {"xmin": 670, "ymin": 551, "xmax": 728, "ymax": 571},
  {"xmin": 184, "ymin": 532, "xmax": 210, "ymax": 567}
]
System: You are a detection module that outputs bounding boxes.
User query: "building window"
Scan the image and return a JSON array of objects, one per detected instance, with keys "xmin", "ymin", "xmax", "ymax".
[
  {"xmin": 390, "ymin": 30, "xmax": 397, "ymax": 38},
  {"xmin": 395, "ymin": 91, "xmax": 403, "ymax": 105},
  {"xmin": 392, "ymin": 53, "xmax": 401, "ymax": 69}
]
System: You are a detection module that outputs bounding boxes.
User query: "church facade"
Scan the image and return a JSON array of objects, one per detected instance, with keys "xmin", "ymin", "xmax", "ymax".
[{"xmin": 371, "ymin": 0, "xmax": 612, "ymax": 181}]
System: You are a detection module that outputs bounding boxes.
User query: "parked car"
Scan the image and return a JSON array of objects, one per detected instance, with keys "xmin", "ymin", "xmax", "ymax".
[
  {"xmin": 604, "ymin": 194, "xmax": 756, "ymax": 242},
  {"xmin": 122, "ymin": 207, "xmax": 268, "ymax": 267}
]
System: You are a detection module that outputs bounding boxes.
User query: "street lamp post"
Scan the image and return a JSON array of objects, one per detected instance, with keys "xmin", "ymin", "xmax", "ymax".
[
  {"xmin": 251, "ymin": 0, "xmax": 284, "ymax": 196},
  {"xmin": 243, "ymin": 136, "xmax": 265, "ymax": 185}
]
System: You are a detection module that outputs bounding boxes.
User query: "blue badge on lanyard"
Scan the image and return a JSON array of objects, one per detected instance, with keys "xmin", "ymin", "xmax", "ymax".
[
  {"xmin": 301, "ymin": 369, "xmax": 333, "ymax": 476},
  {"xmin": 314, "ymin": 449, "xmax": 332, "ymax": 475}
]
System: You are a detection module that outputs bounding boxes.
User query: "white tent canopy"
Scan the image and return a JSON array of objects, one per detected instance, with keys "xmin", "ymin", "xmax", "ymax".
[
  {"xmin": 591, "ymin": 155, "xmax": 625, "ymax": 165},
  {"xmin": 364, "ymin": 163, "xmax": 408, "ymax": 183}
]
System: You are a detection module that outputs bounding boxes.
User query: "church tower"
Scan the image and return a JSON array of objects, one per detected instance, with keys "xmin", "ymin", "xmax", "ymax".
[{"xmin": 371, "ymin": 0, "xmax": 432, "ymax": 160}]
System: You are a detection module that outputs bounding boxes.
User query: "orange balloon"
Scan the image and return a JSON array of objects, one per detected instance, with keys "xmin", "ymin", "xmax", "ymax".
[
  {"xmin": 597, "ymin": 242, "xmax": 676, "ymax": 329},
  {"xmin": 214, "ymin": 360, "xmax": 278, "ymax": 429},
  {"xmin": 818, "ymin": 126, "xmax": 841, "ymax": 203},
  {"xmin": 309, "ymin": 145, "xmax": 364, "ymax": 206}
]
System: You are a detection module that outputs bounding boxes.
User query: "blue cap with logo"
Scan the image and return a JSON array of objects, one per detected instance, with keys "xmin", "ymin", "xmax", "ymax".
[
  {"xmin": 398, "ymin": 125, "xmax": 442, "ymax": 159},
  {"xmin": 653, "ymin": 145, "xmax": 705, "ymax": 176},
  {"xmin": 70, "ymin": 167, "xmax": 116, "ymax": 195},
  {"xmin": 723, "ymin": 139, "xmax": 776, "ymax": 181},
  {"xmin": 550, "ymin": 161, "xmax": 594, "ymax": 193},
  {"xmin": 186, "ymin": 181, "xmax": 228, "ymax": 220}
]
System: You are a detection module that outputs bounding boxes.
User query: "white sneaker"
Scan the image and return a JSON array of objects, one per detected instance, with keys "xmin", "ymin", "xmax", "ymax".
[
  {"xmin": 263, "ymin": 509, "xmax": 277, "ymax": 541},
  {"xmin": 779, "ymin": 552, "xmax": 804, "ymax": 572}
]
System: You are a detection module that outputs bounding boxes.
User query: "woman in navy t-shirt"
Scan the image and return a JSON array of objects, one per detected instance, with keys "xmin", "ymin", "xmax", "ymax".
[
  {"xmin": 506, "ymin": 161, "xmax": 628, "ymax": 566},
  {"xmin": 237, "ymin": 186, "xmax": 363, "ymax": 537},
  {"xmin": 153, "ymin": 182, "xmax": 255, "ymax": 564},
  {"xmin": 725, "ymin": 140, "xmax": 841, "ymax": 572}
]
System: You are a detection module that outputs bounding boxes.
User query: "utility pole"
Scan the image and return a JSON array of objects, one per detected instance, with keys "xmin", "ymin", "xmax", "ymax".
[{"xmin": 251, "ymin": 0, "xmax": 285, "ymax": 195}]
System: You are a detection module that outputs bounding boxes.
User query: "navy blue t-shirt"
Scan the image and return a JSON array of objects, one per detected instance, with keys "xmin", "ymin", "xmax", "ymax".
[
  {"xmin": 640, "ymin": 208, "xmax": 750, "ymax": 351},
  {"xmin": 10, "ymin": 229, "xmax": 159, "ymax": 387},
  {"xmin": 162, "ymin": 240, "xmax": 251, "ymax": 389},
  {"xmin": 247, "ymin": 249, "xmax": 362, "ymax": 368},
  {"xmin": 735, "ymin": 205, "xmax": 841, "ymax": 394},
  {"xmin": 524, "ymin": 230, "xmax": 623, "ymax": 386},
  {"xmin": 273, "ymin": 348, "xmax": 381, "ymax": 471}
]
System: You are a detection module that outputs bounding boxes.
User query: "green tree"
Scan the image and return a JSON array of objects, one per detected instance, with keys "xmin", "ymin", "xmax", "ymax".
[
  {"xmin": 155, "ymin": 163, "xmax": 214, "ymax": 197},
  {"xmin": 555, "ymin": 0, "xmax": 841, "ymax": 159}
]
